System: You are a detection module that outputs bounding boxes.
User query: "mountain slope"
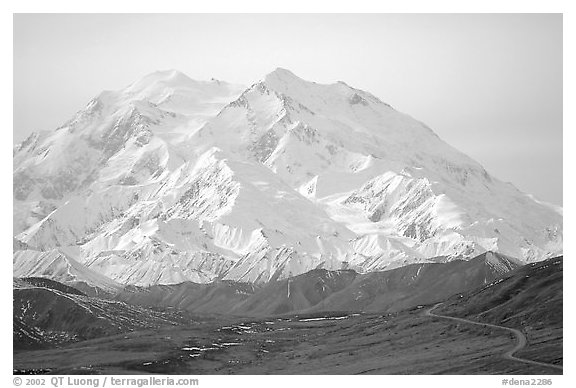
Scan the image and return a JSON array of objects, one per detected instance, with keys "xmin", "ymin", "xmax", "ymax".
[
  {"xmin": 13, "ymin": 277, "xmax": 187, "ymax": 350},
  {"xmin": 116, "ymin": 251, "xmax": 521, "ymax": 317},
  {"xmin": 308, "ymin": 251, "xmax": 521, "ymax": 313},
  {"xmin": 436, "ymin": 256, "xmax": 563, "ymax": 366},
  {"xmin": 13, "ymin": 68, "xmax": 562, "ymax": 286},
  {"xmin": 438, "ymin": 256, "xmax": 562, "ymax": 329}
]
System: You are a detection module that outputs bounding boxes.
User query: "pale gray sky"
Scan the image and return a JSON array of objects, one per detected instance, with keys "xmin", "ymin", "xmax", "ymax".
[{"xmin": 13, "ymin": 13, "xmax": 562, "ymax": 205}]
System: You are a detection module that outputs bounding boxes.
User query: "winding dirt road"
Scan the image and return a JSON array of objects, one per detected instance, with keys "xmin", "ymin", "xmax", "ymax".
[{"xmin": 425, "ymin": 303, "xmax": 563, "ymax": 372}]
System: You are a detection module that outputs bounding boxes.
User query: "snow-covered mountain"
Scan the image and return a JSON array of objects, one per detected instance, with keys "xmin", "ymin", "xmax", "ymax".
[{"xmin": 13, "ymin": 68, "xmax": 563, "ymax": 287}]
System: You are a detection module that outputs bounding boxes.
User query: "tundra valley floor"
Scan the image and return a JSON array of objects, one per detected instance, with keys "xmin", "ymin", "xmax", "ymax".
[{"xmin": 14, "ymin": 305, "xmax": 562, "ymax": 375}]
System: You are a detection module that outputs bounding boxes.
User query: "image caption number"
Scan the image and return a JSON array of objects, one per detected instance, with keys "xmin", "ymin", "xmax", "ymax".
[
  {"xmin": 531, "ymin": 379, "xmax": 553, "ymax": 385},
  {"xmin": 25, "ymin": 379, "xmax": 45, "ymax": 385}
]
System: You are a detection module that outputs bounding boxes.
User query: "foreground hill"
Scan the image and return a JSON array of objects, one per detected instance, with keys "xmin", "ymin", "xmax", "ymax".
[
  {"xmin": 13, "ymin": 278, "xmax": 190, "ymax": 350},
  {"xmin": 116, "ymin": 251, "xmax": 521, "ymax": 316},
  {"xmin": 437, "ymin": 256, "xmax": 563, "ymax": 366},
  {"xmin": 14, "ymin": 256, "xmax": 562, "ymax": 374},
  {"xmin": 14, "ymin": 250, "xmax": 523, "ymax": 351},
  {"xmin": 306, "ymin": 251, "xmax": 521, "ymax": 313}
]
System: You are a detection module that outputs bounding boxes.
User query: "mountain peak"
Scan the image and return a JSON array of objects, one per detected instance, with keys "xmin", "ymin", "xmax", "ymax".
[
  {"xmin": 126, "ymin": 69, "xmax": 198, "ymax": 94},
  {"xmin": 150, "ymin": 69, "xmax": 192, "ymax": 82},
  {"xmin": 13, "ymin": 68, "xmax": 563, "ymax": 288},
  {"xmin": 264, "ymin": 67, "xmax": 308, "ymax": 85},
  {"xmin": 267, "ymin": 67, "xmax": 299, "ymax": 77},
  {"xmin": 263, "ymin": 68, "xmax": 376, "ymax": 102}
]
